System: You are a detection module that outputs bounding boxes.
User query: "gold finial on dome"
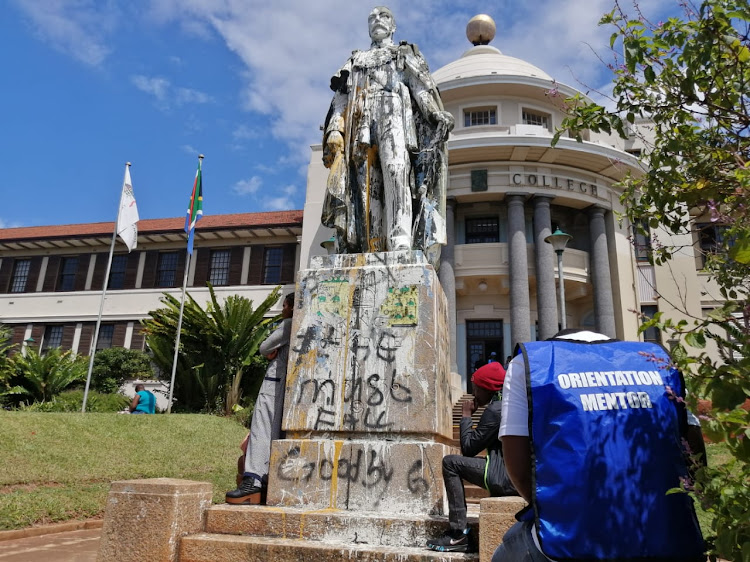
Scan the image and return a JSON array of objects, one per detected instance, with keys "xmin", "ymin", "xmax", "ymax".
[{"xmin": 466, "ymin": 14, "xmax": 496, "ymax": 46}]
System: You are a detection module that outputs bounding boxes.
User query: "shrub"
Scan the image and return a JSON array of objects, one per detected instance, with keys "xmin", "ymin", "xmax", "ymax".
[
  {"xmin": 91, "ymin": 348, "xmax": 155, "ymax": 394},
  {"xmin": 20, "ymin": 390, "xmax": 130, "ymax": 413}
]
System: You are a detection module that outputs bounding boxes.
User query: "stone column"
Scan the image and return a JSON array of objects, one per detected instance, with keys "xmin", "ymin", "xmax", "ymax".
[
  {"xmin": 533, "ymin": 196, "xmax": 558, "ymax": 340},
  {"xmin": 589, "ymin": 206, "xmax": 616, "ymax": 338},
  {"xmin": 97, "ymin": 478, "xmax": 212, "ymax": 562},
  {"xmin": 438, "ymin": 198, "xmax": 458, "ymax": 374},
  {"xmin": 507, "ymin": 194, "xmax": 531, "ymax": 347}
]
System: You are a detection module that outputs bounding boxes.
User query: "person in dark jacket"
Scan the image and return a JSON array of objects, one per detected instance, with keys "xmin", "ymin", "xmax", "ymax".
[{"xmin": 426, "ymin": 362, "xmax": 518, "ymax": 553}]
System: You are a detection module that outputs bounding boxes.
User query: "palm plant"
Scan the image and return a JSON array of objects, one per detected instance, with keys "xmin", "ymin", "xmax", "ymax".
[
  {"xmin": 10, "ymin": 347, "xmax": 87, "ymax": 403},
  {"xmin": 0, "ymin": 324, "xmax": 18, "ymax": 399},
  {"xmin": 142, "ymin": 284, "xmax": 282, "ymax": 414}
]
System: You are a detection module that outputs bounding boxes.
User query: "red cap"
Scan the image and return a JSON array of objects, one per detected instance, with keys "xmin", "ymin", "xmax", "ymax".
[{"xmin": 472, "ymin": 362, "xmax": 506, "ymax": 391}]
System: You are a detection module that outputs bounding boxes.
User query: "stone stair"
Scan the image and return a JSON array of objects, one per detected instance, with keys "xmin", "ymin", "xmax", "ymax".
[
  {"xmin": 451, "ymin": 394, "xmax": 490, "ymax": 505},
  {"xmin": 178, "ymin": 395, "xmax": 490, "ymax": 561},
  {"xmin": 179, "ymin": 505, "xmax": 480, "ymax": 561}
]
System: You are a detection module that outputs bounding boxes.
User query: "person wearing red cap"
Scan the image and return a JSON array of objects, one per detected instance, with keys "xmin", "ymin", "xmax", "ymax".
[{"xmin": 426, "ymin": 361, "xmax": 518, "ymax": 553}]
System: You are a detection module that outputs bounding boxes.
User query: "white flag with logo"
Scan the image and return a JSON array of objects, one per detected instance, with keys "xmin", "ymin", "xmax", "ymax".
[{"xmin": 116, "ymin": 166, "xmax": 139, "ymax": 252}]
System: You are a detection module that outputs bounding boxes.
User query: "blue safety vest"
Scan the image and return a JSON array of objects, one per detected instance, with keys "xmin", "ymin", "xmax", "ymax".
[{"xmin": 517, "ymin": 339, "xmax": 705, "ymax": 561}]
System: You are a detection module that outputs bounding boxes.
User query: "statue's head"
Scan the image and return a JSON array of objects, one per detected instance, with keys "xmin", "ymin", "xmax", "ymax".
[{"xmin": 368, "ymin": 6, "xmax": 395, "ymax": 43}]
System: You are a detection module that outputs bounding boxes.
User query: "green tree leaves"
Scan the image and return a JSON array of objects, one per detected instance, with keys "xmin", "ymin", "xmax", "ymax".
[
  {"xmin": 557, "ymin": 1, "xmax": 750, "ymax": 558},
  {"xmin": 9, "ymin": 348, "xmax": 87, "ymax": 403},
  {"xmin": 142, "ymin": 284, "xmax": 282, "ymax": 414},
  {"xmin": 90, "ymin": 348, "xmax": 155, "ymax": 394}
]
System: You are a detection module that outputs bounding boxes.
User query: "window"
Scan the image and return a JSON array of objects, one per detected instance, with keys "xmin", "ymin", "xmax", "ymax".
[
  {"xmin": 522, "ymin": 109, "xmax": 550, "ymax": 130},
  {"xmin": 464, "ymin": 107, "xmax": 496, "ymax": 127},
  {"xmin": 209, "ymin": 249, "xmax": 231, "ymax": 286},
  {"xmin": 58, "ymin": 257, "xmax": 79, "ymax": 291},
  {"xmin": 42, "ymin": 326, "xmax": 64, "ymax": 350},
  {"xmin": 641, "ymin": 305, "xmax": 660, "ymax": 344},
  {"xmin": 156, "ymin": 252, "xmax": 179, "ymax": 287},
  {"xmin": 696, "ymin": 223, "xmax": 732, "ymax": 268},
  {"xmin": 632, "ymin": 221, "xmax": 651, "ymax": 262},
  {"xmin": 467, "ymin": 320, "xmax": 503, "ymax": 338},
  {"xmin": 10, "ymin": 259, "xmax": 31, "ymax": 293},
  {"xmin": 96, "ymin": 324, "xmax": 114, "ymax": 350},
  {"xmin": 466, "ymin": 217, "xmax": 500, "ymax": 244},
  {"xmin": 108, "ymin": 255, "xmax": 128, "ymax": 289},
  {"xmin": 262, "ymin": 247, "xmax": 284, "ymax": 284}
]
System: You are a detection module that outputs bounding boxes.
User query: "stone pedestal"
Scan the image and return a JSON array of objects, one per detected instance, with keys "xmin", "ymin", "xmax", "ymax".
[
  {"xmin": 268, "ymin": 251, "xmax": 453, "ymax": 514},
  {"xmin": 478, "ymin": 497, "xmax": 527, "ymax": 561},
  {"xmin": 96, "ymin": 478, "xmax": 212, "ymax": 562}
]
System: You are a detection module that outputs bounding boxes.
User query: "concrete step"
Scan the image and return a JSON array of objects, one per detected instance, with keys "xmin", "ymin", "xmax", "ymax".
[
  {"xmin": 465, "ymin": 485, "xmax": 490, "ymax": 501},
  {"xmin": 203, "ymin": 505, "xmax": 478, "ymax": 548},
  {"xmin": 180, "ymin": 533, "xmax": 479, "ymax": 561}
]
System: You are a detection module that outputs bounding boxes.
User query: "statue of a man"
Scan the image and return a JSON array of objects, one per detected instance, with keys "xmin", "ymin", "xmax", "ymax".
[{"xmin": 322, "ymin": 6, "xmax": 454, "ymax": 267}]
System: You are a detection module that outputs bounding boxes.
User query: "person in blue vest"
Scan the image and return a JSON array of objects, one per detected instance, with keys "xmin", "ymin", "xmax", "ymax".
[
  {"xmin": 427, "ymin": 362, "xmax": 518, "ymax": 553},
  {"xmin": 492, "ymin": 329, "xmax": 706, "ymax": 562},
  {"xmin": 130, "ymin": 383, "xmax": 156, "ymax": 414}
]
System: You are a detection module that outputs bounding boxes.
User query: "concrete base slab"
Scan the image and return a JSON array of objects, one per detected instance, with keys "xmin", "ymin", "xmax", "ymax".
[
  {"xmin": 0, "ymin": 528, "xmax": 100, "ymax": 562},
  {"xmin": 180, "ymin": 533, "xmax": 479, "ymax": 561},
  {"xmin": 205, "ymin": 504, "xmax": 477, "ymax": 548}
]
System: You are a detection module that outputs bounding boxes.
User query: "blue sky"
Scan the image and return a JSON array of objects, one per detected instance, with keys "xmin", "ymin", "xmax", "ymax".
[{"xmin": 2, "ymin": 0, "xmax": 677, "ymax": 230}]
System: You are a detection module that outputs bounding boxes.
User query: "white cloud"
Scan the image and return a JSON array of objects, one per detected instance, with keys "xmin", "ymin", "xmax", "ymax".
[
  {"xmin": 131, "ymin": 74, "xmax": 212, "ymax": 109},
  {"xmin": 132, "ymin": 75, "xmax": 170, "ymax": 102},
  {"xmin": 233, "ymin": 176, "xmax": 263, "ymax": 195},
  {"xmin": 255, "ymin": 163, "xmax": 277, "ymax": 174},
  {"xmin": 12, "ymin": 0, "xmax": 118, "ymax": 66},
  {"xmin": 232, "ymin": 124, "xmax": 258, "ymax": 140},
  {"xmin": 142, "ymin": 0, "xmax": 663, "ymax": 171},
  {"xmin": 175, "ymin": 87, "xmax": 213, "ymax": 105},
  {"xmin": 19, "ymin": 0, "xmax": 683, "ymax": 183},
  {"xmin": 0, "ymin": 218, "xmax": 23, "ymax": 229},
  {"xmin": 266, "ymin": 184, "xmax": 298, "ymax": 211}
]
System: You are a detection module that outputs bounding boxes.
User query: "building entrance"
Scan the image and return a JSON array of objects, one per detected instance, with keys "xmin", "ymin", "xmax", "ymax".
[{"xmin": 466, "ymin": 319, "xmax": 503, "ymax": 393}]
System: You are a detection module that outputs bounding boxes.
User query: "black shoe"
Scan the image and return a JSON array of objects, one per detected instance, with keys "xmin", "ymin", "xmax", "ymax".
[
  {"xmin": 225, "ymin": 476, "xmax": 264, "ymax": 505},
  {"xmin": 426, "ymin": 527, "xmax": 473, "ymax": 553}
]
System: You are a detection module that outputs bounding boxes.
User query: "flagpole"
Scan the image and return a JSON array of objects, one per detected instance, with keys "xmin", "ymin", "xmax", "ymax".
[
  {"xmin": 167, "ymin": 249, "xmax": 191, "ymax": 414},
  {"xmin": 82, "ymin": 162, "xmax": 131, "ymax": 413},
  {"xmin": 167, "ymin": 154, "xmax": 203, "ymax": 413}
]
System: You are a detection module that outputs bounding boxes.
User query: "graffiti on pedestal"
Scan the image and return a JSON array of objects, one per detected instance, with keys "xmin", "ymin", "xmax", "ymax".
[
  {"xmin": 290, "ymin": 272, "xmax": 421, "ymax": 433},
  {"xmin": 276, "ymin": 444, "xmax": 432, "ymax": 509}
]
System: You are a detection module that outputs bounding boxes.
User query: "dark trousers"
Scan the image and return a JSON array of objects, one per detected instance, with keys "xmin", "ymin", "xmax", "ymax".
[{"xmin": 442, "ymin": 454, "xmax": 487, "ymax": 531}]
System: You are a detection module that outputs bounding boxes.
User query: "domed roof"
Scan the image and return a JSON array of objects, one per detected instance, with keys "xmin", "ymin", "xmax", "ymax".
[{"xmin": 432, "ymin": 44, "xmax": 553, "ymax": 85}]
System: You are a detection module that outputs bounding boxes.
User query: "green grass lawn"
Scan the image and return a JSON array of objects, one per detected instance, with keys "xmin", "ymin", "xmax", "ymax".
[
  {"xmin": 0, "ymin": 411, "xmax": 247, "ymax": 530},
  {"xmin": 0, "ymin": 411, "xmax": 731, "ymax": 538}
]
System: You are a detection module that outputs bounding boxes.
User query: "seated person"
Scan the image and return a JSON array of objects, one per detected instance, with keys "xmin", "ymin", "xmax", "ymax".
[
  {"xmin": 130, "ymin": 383, "xmax": 156, "ymax": 414},
  {"xmin": 427, "ymin": 362, "xmax": 518, "ymax": 553},
  {"xmin": 493, "ymin": 329, "xmax": 705, "ymax": 562}
]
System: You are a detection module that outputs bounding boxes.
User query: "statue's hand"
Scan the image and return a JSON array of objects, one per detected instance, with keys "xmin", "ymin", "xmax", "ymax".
[
  {"xmin": 323, "ymin": 131, "xmax": 345, "ymax": 168},
  {"xmin": 434, "ymin": 111, "xmax": 455, "ymax": 138}
]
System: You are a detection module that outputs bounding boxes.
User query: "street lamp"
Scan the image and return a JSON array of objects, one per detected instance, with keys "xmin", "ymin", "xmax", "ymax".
[
  {"xmin": 544, "ymin": 228, "xmax": 573, "ymax": 330},
  {"xmin": 320, "ymin": 236, "xmax": 336, "ymax": 255},
  {"xmin": 22, "ymin": 337, "xmax": 35, "ymax": 357}
]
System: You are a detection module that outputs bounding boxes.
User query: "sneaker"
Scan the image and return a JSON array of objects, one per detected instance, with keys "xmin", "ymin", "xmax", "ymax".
[
  {"xmin": 426, "ymin": 527, "xmax": 473, "ymax": 553},
  {"xmin": 225, "ymin": 476, "xmax": 264, "ymax": 505}
]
